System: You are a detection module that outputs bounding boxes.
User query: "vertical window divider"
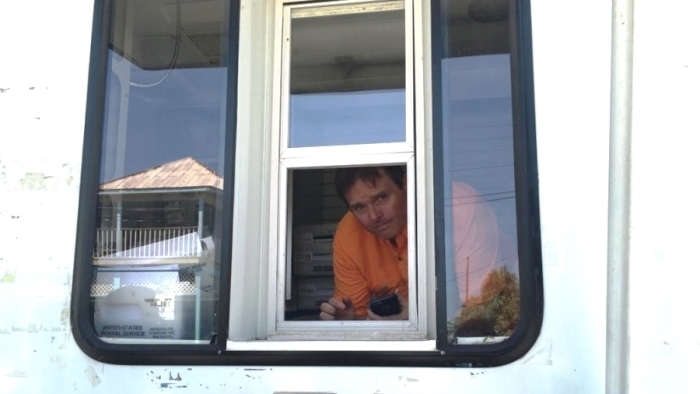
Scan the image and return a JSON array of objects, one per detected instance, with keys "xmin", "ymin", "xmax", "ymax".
[
  {"xmin": 266, "ymin": 0, "xmax": 289, "ymax": 338},
  {"xmin": 228, "ymin": 0, "xmax": 276, "ymax": 342},
  {"xmin": 404, "ymin": 0, "xmax": 415, "ymax": 150},
  {"xmin": 411, "ymin": 0, "xmax": 432, "ymax": 336}
]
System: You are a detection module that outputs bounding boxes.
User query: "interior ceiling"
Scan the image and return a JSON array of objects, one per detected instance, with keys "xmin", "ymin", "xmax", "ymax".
[
  {"xmin": 112, "ymin": 0, "xmax": 226, "ymax": 70},
  {"xmin": 291, "ymin": 9, "xmax": 405, "ymax": 68},
  {"xmin": 112, "ymin": 0, "xmax": 509, "ymax": 71}
]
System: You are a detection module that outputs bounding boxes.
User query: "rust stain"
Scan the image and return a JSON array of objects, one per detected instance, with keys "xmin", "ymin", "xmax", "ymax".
[
  {"xmin": 273, "ymin": 392, "xmax": 336, "ymax": 394},
  {"xmin": 6, "ymin": 370, "xmax": 27, "ymax": 378},
  {"xmin": 84, "ymin": 365, "xmax": 101, "ymax": 387},
  {"xmin": 169, "ymin": 371, "xmax": 182, "ymax": 381},
  {"xmin": 160, "ymin": 383, "xmax": 189, "ymax": 389},
  {"xmin": 0, "ymin": 271, "xmax": 15, "ymax": 283},
  {"xmin": 148, "ymin": 371, "xmax": 161, "ymax": 380}
]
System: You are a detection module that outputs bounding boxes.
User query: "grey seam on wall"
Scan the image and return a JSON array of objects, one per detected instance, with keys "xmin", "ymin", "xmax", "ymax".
[{"xmin": 606, "ymin": 0, "xmax": 634, "ymax": 392}]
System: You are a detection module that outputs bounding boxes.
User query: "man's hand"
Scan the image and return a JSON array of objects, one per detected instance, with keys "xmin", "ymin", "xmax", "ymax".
[
  {"xmin": 367, "ymin": 291, "xmax": 409, "ymax": 320},
  {"xmin": 319, "ymin": 296, "xmax": 357, "ymax": 320}
]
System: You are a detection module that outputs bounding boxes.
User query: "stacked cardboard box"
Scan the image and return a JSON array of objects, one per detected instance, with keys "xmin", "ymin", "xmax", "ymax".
[
  {"xmin": 296, "ymin": 277, "xmax": 336, "ymax": 310},
  {"xmin": 292, "ymin": 223, "xmax": 337, "ymax": 310}
]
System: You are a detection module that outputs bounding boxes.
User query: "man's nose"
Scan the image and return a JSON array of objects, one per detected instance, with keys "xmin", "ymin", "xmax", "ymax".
[{"xmin": 368, "ymin": 205, "xmax": 382, "ymax": 221}]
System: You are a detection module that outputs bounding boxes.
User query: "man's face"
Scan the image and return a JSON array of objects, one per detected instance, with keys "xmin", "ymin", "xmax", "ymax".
[{"xmin": 344, "ymin": 170, "xmax": 407, "ymax": 240}]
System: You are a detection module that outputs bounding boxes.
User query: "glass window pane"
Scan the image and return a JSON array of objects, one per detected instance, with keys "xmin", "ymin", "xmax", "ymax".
[
  {"xmin": 91, "ymin": 0, "xmax": 230, "ymax": 342},
  {"xmin": 437, "ymin": 0, "xmax": 521, "ymax": 342},
  {"xmin": 288, "ymin": 2, "xmax": 405, "ymax": 147}
]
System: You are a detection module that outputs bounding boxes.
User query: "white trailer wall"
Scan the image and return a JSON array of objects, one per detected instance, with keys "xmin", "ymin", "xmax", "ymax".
[{"xmin": 0, "ymin": 0, "xmax": 696, "ymax": 393}]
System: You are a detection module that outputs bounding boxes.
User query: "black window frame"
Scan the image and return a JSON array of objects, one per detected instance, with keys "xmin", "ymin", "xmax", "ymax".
[
  {"xmin": 431, "ymin": 0, "xmax": 543, "ymax": 365},
  {"xmin": 71, "ymin": 0, "xmax": 542, "ymax": 367}
]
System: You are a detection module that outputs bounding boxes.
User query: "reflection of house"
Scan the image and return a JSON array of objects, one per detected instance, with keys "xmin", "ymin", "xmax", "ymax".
[
  {"xmin": 91, "ymin": 158, "xmax": 221, "ymax": 340},
  {"xmin": 94, "ymin": 157, "xmax": 222, "ymax": 264}
]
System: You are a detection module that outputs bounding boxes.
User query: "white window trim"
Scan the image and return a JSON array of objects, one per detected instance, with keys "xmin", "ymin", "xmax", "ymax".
[
  {"xmin": 228, "ymin": 0, "xmax": 436, "ymax": 348},
  {"xmin": 271, "ymin": 158, "xmax": 420, "ymax": 339},
  {"xmin": 226, "ymin": 340, "xmax": 437, "ymax": 352},
  {"xmin": 415, "ymin": 0, "xmax": 435, "ymax": 338}
]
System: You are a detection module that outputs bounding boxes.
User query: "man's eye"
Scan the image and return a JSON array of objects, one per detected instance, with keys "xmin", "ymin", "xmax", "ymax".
[
  {"xmin": 353, "ymin": 205, "xmax": 366, "ymax": 212},
  {"xmin": 377, "ymin": 194, "xmax": 387, "ymax": 201}
]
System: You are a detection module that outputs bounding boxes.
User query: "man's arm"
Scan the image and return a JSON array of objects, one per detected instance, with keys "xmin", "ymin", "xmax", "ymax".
[
  {"xmin": 325, "ymin": 241, "xmax": 371, "ymax": 319},
  {"xmin": 319, "ymin": 295, "xmax": 357, "ymax": 320}
]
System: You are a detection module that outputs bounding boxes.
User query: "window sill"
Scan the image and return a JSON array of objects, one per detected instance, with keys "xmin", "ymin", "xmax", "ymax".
[{"xmin": 226, "ymin": 339, "xmax": 436, "ymax": 352}]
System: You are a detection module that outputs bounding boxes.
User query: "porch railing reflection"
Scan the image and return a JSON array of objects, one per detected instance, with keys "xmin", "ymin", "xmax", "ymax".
[{"xmin": 94, "ymin": 226, "xmax": 201, "ymax": 258}]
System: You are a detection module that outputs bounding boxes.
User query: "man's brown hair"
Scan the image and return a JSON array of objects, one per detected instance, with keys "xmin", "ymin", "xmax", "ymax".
[{"xmin": 334, "ymin": 165, "xmax": 406, "ymax": 206}]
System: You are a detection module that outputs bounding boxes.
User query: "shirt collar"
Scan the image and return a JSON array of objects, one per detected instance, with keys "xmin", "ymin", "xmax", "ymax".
[{"xmin": 389, "ymin": 224, "xmax": 408, "ymax": 249}]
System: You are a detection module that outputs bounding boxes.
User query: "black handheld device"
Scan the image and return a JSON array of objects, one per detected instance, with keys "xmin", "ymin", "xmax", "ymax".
[{"xmin": 370, "ymin": 293, "xmax": 402, "ymax": 316}]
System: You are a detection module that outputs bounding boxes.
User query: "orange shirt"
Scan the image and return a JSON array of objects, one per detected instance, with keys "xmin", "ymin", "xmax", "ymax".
[
  {"xmin": 332, "ymin": 181, "xmax": 503, "ymax": 319},
  {"xmin": 332, "ymin": 213, "xmax": 409, "ymax": 319}
]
